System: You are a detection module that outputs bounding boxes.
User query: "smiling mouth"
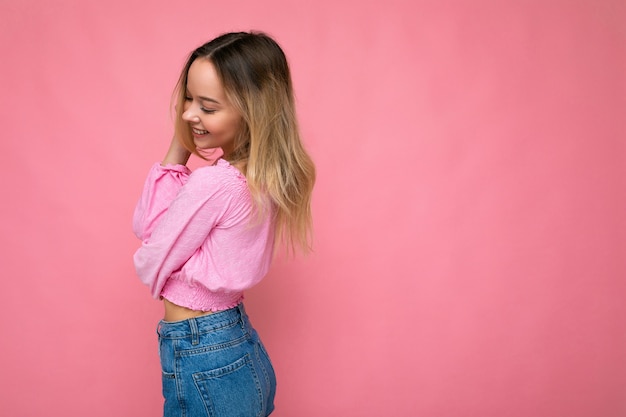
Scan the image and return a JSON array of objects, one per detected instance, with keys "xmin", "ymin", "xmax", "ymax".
[{"xmin": 192, "ymin": 128, "xmax": 208, "ymax": 135}]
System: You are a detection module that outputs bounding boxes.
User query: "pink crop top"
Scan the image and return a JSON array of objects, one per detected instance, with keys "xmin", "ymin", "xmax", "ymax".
[{"xmin": 132, "ymin": 159, "xmax": 275, "ymax": 312}]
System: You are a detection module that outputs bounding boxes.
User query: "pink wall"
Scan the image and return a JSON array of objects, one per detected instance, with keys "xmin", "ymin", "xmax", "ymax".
[{"xmin": 1, "ymin": 0, "xmax": 624, "ymax": 416}]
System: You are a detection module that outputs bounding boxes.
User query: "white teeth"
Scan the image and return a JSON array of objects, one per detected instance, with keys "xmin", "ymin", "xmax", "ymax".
[{"xmin": 193, "ymin": 128, "xmax": 208, "ymax": 134}]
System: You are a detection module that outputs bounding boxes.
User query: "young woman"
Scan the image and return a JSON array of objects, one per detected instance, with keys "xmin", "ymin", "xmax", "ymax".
[{"xmin": 132, "ymin": 31, "xmax": 315, "ymax": 417}]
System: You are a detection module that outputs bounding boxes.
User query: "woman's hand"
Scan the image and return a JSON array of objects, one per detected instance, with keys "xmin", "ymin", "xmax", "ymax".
[{"xmin": 161, "ymin": 136, "xmax": 191, "ymax": 166}]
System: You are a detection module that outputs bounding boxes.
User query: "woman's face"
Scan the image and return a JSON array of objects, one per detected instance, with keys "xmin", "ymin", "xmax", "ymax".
[{"xmin": 182, "ymin": 59, "xmax": 242, "ymax": 155}]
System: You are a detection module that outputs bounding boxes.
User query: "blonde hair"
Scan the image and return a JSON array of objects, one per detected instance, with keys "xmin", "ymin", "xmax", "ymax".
[{"xmin": 173, "ymin": 32, "xmax": 315, "ymax": 254}]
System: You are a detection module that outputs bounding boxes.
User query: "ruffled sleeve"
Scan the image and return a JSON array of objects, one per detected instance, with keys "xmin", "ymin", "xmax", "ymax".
[{"xmin": 132, "ymin": 163, "xmax": 192, "ymax": 240}]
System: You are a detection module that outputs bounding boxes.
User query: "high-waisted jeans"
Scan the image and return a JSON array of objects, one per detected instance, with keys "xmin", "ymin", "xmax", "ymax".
[{"xmin": 157, "ymin": 304, "xmax": 276, "ymax": 417}]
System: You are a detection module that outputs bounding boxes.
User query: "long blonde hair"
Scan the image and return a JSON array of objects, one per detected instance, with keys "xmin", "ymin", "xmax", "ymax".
[{"xmin": 173, "ymin": 32, "xmax": 315, "ymax": 254}]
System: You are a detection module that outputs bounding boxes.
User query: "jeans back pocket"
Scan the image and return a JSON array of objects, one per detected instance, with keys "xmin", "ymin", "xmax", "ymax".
[{"xmin": 193, "ymin": 353, "xmax": 264, "ymax": 417}]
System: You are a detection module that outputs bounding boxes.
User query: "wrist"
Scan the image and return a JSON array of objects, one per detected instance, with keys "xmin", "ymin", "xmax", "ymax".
[{"xmin": 161, "ymin": 137, "xmax": 191, "ymax": 166}]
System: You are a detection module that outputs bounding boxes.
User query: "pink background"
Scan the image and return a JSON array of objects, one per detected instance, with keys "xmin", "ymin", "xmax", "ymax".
[{"xmin": 1, "ymin": 0, "xmax": 625, "ymax": 416}]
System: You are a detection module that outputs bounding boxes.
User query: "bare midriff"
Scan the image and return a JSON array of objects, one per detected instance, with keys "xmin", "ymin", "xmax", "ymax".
[{"xmin": 163, "ymin": 298, "xmax": 214, "ymax": 322}]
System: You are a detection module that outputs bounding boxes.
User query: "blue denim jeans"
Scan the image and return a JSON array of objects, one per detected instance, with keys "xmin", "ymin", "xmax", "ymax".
[{"xmin": 157, "ymin": 304, "xmax": 276, "ymax": 417}]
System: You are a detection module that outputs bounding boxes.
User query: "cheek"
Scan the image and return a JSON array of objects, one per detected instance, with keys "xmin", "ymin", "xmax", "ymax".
[
  {"xmin": 230, "ymin": 116, "xmax": 244, "ymax": 135},
  {"xmin": 216, "ymin": 117, "xmax": 241, "ymax": 136}
]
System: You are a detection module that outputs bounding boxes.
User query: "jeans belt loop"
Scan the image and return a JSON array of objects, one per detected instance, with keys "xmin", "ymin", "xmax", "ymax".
[{"xmin": 189, "ymin": 317, "xmax": 200, "ymax": 346}]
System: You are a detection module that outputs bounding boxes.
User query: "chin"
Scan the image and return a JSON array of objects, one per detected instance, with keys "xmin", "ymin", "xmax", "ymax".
[{"xmin": 193, "ymin": 139, "xmax": 211, "ymax": 149}]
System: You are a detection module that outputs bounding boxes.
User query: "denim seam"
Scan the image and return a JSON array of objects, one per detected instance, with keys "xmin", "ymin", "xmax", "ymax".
[
  {"xmin": 159, "ymin": 319, "xmax": 241, "ymax": 339},
  {"xmin": 176, "ymin": 335, "xmax": 249, "ymax": 357},
  {"xmin": 254, "ymin": 342, "xmax": 270, "ymax": 413},
  {"xmin": 174, "ymin": 340, "xmax": 187, "ymax": 417}
]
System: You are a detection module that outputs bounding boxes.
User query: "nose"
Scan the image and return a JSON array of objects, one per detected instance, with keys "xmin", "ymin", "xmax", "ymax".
[{"xmin": 182, "ymin": 106, "xmax": 200, "ymax": 123}]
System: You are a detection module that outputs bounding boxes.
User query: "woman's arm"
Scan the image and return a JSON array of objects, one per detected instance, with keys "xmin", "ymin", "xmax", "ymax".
[
  {"xmin": 133, "ymin": 168, "xmax": 236, "ymax": 299},
  {"xmin": 133, "ymin": 137, "xmax": 192, "ymax": 240},
  {"xmin": 162, "ymin": 136, "xmax": 191, "ymax": 166}
]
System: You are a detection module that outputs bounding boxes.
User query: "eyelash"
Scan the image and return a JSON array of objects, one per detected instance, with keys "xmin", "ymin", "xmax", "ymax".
[{"xmin": 185, "ymin": 96, "xmax": 215, "ymax": 114}]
